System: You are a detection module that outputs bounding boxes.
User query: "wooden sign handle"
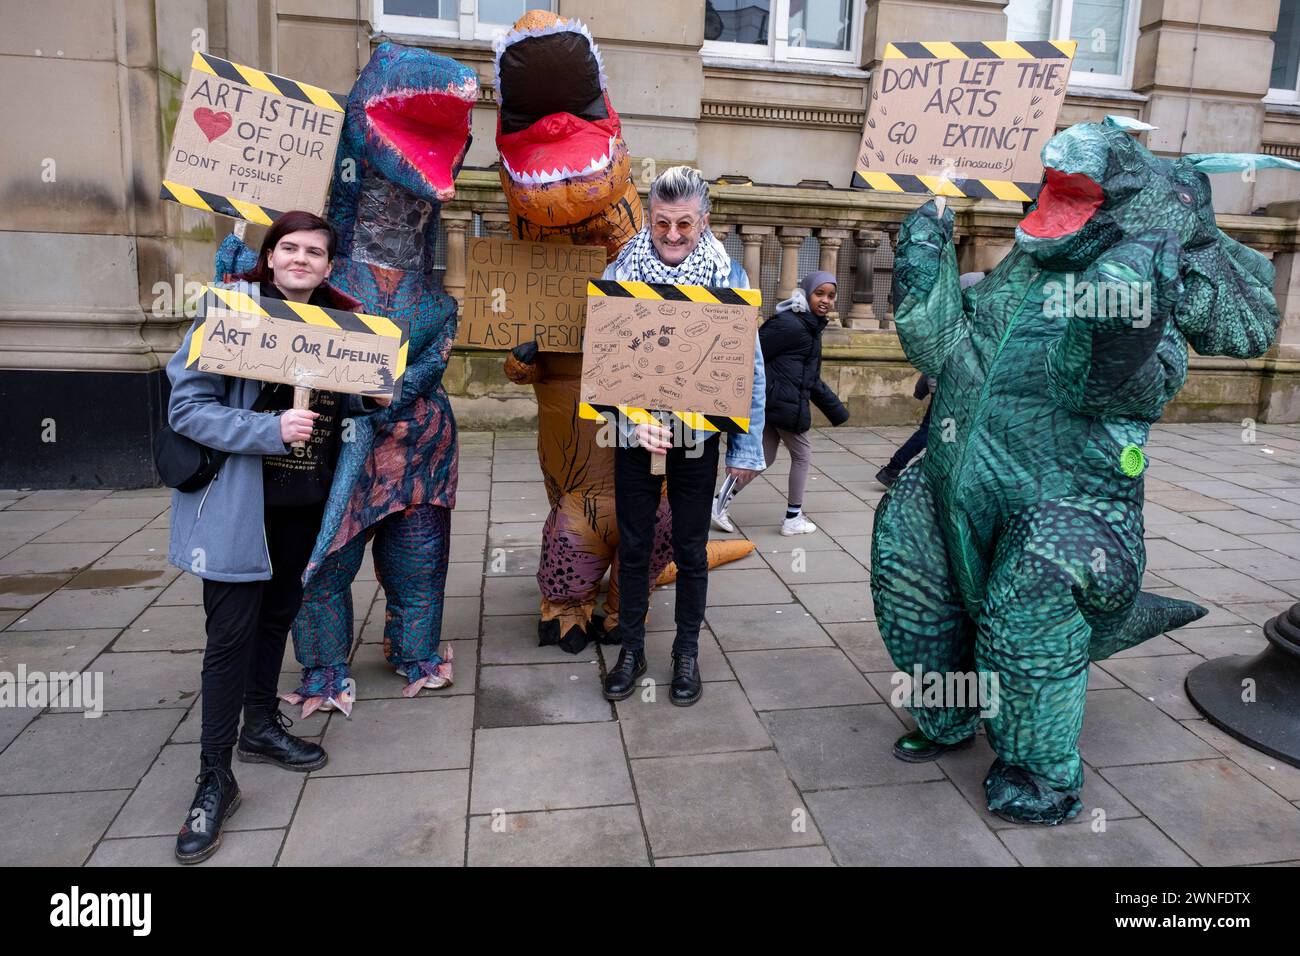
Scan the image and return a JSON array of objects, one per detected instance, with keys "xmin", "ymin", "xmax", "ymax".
[
  {"xmin": 292, "ymin": 386, "xmax": 311, "ymax": 451},
  {"xmin": 649, "ymin": 411, "xmax": 668, "ymax": 476}
]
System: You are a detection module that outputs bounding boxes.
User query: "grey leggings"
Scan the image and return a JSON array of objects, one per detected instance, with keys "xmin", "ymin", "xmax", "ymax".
[
  {"xmin": 720, "ymin": 424, "xmax": 813, "ymax": 510},
  {"xmin": 764, "ymin": 423, "xmax": 813, "ymax": 506}
]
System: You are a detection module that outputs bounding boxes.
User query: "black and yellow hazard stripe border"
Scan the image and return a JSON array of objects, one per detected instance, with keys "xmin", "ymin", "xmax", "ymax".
[
  {"xmin": 187, "ymin": 284, "xmax": 409, "ymax": 382},
  {"xmin": 853, "ymin": 38, "xmax": 1077, "ymax": 203},
  {"xmin": 160, "ymin": 53, "xmax": 347, "ymax": 225},
  {"xmin": 579, "ymin": 280, "xmax": 761, "ymax": 435}
]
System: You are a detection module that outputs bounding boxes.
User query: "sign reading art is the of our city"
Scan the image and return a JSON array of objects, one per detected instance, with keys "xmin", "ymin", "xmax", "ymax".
[
  {"xmin": 188, "ymin": 285, "xmax": 408, "ymax": 400},
  {"xmin": 852, "ymin": 39, "xmax": 1077, "ymax": 202},
  {"xmin": 161, "ymin": 52, "xmax": 346, "ymax": 224},
  {"xmin": 455, "ymin": 237, "xmax": 607, "ymax": 352}
]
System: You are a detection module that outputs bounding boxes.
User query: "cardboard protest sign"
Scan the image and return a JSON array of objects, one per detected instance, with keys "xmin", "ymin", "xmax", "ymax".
[
  {"xmin": 456, "ymin": 237, "xmax": 606, "ymax": 352},
  {"xmin": 186, "ymin": 285, "xmax": 408, "ymax": 399},
  {"xmin": 578, "ymin": 281, "xmax": 762, "ymax": 434},
  {"xmin": 852, "ymin": 40, "xmax": 1077, "ymax": 202},
  {"xmin": 161, "ymin": 52, "xmax": 347, "ymax": 224}
]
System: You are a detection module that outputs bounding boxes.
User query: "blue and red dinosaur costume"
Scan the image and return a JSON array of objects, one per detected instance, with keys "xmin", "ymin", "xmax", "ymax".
[{"xmin": 217, "ymin": 43, "xmax": 478, "ymax": 709}]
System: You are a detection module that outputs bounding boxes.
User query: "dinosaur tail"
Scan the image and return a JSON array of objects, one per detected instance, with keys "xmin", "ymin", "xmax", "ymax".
[
  {"xmin": 1089, "ymin": 590, "xmax": 1207, "ymax": 661},
  {"xmin": 656, "ymin": 539, "xmax": 756, "ymax": 586}
]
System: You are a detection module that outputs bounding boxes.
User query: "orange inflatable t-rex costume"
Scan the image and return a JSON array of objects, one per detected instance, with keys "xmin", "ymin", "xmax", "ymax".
[{"xmin": 496, "ymin": 11, "xmax": 751, "ymax": 654}]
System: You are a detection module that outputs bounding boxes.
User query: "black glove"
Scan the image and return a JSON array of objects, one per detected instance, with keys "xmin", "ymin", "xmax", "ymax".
[{"xmin": 511, "ymin": 340, "xmax": 539, "ymax": 364}]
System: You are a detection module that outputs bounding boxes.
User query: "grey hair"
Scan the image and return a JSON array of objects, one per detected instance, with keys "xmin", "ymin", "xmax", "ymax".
[{"xmin": 648, "ymin": 165, "xmax": 711, "ymax": 216}]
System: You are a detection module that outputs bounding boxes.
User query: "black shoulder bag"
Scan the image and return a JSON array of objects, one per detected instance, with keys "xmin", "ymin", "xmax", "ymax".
[{"xmin": 153, "ymin": 387, "xmax": 275, "ymax": 492}]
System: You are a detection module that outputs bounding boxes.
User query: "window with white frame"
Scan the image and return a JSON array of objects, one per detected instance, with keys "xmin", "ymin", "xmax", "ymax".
[
  {"xmin": 375, "ymin": 0, "xmax": 553, "ymax": 42},
  {"xmin": 1004, "ymin": 0, "xmax": 1140, "ymax": 90},
  {"xmin": 1270, "ymin": 0, "xmax": 1300, "ymax": 103},
  {"xmin": 704, "ymin": 0, "xmax": 861, "ymax": 64}
]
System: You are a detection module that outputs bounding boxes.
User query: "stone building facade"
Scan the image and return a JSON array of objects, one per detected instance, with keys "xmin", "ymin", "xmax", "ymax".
[{"xmin": 2, "ymin": 0, "xmax": 1299, "ymax": 486}]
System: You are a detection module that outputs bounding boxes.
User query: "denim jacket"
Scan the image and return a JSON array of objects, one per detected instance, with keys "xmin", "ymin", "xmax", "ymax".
[{"xmin": 600, "ymin": 259, "xmax": 767, "ymax": 471}]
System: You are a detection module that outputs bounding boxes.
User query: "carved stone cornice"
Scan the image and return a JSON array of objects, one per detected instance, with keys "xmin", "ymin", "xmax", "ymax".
[{"xmin": 700, "ymin": 100, "xmax": 864, "ymax": 131}]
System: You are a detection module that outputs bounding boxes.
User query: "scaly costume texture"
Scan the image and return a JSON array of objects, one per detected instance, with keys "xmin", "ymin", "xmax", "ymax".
[
  {"xmin": 495, "ymin": 11, "xmax": 673, "ymax": 653},
  {"xmin": 217, "ymin": 43, "xmax": 477, "ymax": 708},
  {"xmin": 871, "ymin": 117, "xmax": 1291, "ymax": 824}
]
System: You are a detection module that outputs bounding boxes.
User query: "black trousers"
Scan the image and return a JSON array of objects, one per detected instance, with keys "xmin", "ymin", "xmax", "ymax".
[
  {"xmin": 614, "ymin": 437, "xmax": 720, "ymax": 657},
  {"xmin": 888, "ymin": 402, "xmax": 932, "ymax": 472},
  {"xmin": 200, "ymin": 502, "xmax": 324, "ymax": 754}
]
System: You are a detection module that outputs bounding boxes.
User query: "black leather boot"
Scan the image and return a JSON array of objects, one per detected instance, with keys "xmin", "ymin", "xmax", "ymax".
[
  {"xmin": 175, "ymin": 750, "xmax": 240, "ymax": 864},
  {"xmin": 237, "ymin": 704, "xmax": 327, "ymax": 772},
  {"xmin": 670, "ymin": 654, "xmax": 703, "ymax": 706},
  {"xmin": 602, "ymin": 647, "xmax": 647, "ymax": 701}
]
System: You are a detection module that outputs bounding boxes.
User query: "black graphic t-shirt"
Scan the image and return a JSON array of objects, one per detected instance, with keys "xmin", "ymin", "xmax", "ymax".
[{"xmin": 259, "ymin": 284, "xmax": 346, "ymax": 507}]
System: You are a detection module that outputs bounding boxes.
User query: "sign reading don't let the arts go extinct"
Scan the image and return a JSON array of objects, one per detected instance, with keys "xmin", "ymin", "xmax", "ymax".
[
  {"xmin": 456, "ymin": 237, "xmax": 607, "ymax": 353},
  {"xmin": 852, "ymin": 40, "xmax": 1076, "ymax": 202},
  {"xmin": 161, "ymin": 52, "xmax": 346, "ymax": 224},
  {"xmin": 188, "ymin": 286, "xmax": 408, "ymax": 399}
]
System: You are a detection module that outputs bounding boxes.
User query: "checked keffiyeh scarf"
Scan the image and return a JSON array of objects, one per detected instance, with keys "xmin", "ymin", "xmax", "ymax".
[{"xmin": 608, "ymin": 226, "xmax": 735, "ymax": 287}]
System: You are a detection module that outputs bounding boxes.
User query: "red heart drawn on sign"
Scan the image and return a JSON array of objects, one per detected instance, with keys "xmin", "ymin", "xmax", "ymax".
[{"xmin": 193, "ymin": 108, "xmax": 232, "ymax": 142}]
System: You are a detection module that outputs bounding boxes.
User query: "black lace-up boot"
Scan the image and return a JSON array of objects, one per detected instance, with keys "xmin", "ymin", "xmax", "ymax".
[
  {"xmin": 602, "ymin": 646, "xmax": 647, "ymax": 701},
  {"xmin": 237, "ymin": 703, "xmax": 327, "ymax": 771},
  {"xmin": 670, "ymin": 654, "xmax": 702, "ymax": 706},
  {"xmin": 175, "ymin": 750, "xmax": 240, "ymax": 864}
]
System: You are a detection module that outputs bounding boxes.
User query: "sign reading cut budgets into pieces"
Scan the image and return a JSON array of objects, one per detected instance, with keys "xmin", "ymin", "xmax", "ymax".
[
  {"xmin": 852, "ymin": 39, "xmax": 1077, "ymax": 202},
  {"xmin": 578, "ymin": 281, "xmax": 761, "ymax": 435},
  {"xmin": 187, "ymin": 285, "xmax": 409, "ymax": 400},
  {"xmin": 455, "ymin": 237, "xmax": 607, "ymax": 352},
  {"xmin": 161, "ymin": 52, "xmax": 347, "ymax": 224}
]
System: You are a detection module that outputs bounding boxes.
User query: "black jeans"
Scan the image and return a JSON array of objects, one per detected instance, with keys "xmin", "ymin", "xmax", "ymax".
[
  {"xmin": 888, "ymin": 402, "xmax": 932, "ymax": 471},
  {"xmin": 614, "ymin": 436, "xmax": 720, "ymax": 657},
  {"xmin": 200, "ymin": 502, "xmax": 324, "ymax": 754}
]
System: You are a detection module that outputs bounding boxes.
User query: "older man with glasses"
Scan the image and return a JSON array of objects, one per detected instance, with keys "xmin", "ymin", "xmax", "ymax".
[{"xmin": 600, "ymin": 165, "xmax": 767, "ymax": 706}]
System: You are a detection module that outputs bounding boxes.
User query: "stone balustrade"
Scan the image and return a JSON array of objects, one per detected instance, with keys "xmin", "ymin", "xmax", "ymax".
[{"xmin": 438, "ymin": 169, "xmax": 1300, "ymax": 428}]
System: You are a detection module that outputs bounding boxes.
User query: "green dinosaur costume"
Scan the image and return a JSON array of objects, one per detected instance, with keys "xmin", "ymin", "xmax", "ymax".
[{"xmin": 871, "ymin": 116, "xmax": 1296, "ymax": 824}]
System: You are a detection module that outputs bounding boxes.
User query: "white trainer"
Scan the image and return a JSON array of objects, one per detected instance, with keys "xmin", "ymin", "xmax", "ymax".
[
  {"xmin": 710, "ymin": 499, "xmax": 736, "ymax": 533},
  {"xmin": 781, "ymin": 514, "xmax": 818, "ymax": 536}
]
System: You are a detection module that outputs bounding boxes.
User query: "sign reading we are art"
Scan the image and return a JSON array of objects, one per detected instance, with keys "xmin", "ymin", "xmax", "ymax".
[
  {"xmin": 161, "ymin": 52, "xmax": 346, "ymax": 224},
  {"xmin": 852, "ymin": 39, "xmax": 1076, "ymax": 202},
  {"xmin": 579, "ymin": 282, "xmax": 761, "ymax": 431}
]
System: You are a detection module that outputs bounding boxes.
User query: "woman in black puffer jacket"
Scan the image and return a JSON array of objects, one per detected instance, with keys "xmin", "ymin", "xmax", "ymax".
[{"xmin": 711, "ymin": 270, "xmax": 849, "ymax": 536}]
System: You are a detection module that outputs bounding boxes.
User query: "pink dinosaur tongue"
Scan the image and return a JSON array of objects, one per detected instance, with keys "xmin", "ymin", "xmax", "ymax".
[
  {"xmin": 366, "ymin": 90, "xmax": 473, "ymax": 201},
  {"xmin": 1020, "ymin": 169, "xmax": 1104, "ymax": 238}
]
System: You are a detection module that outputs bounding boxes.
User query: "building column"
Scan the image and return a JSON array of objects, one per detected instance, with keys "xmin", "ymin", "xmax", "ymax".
[
  {"xmin": 482, "ymin": 212, "xmax": 512, "ymax": 241},
  {"xmin": 818, "ymin": 229, "xmax": 850, "ymax": 325},
  {"xmin": 1133, "ymin": 1, "xmax": 1280, "ymax": 214},
  {"xmin": 739, "ymin": 225, "xmax": 772, "ymax": 293},
  {"xmin": 860, "ymin": 0, "xmax": 1009, "ymax": 70},
  {"xmin": 847, "ymin": 230, "xmax": 880, "ymax": 329},
  {"xmin": 442, "ymin": 211, "xmax": 473, "ymax": 305},
  {"xmin": 778, "ymin": 227, "xmax": 811, "ymax": 300}
]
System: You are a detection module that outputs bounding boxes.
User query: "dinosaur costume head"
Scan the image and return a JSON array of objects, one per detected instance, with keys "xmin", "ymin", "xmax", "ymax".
[
  {"xmin": 327, "ymin": 42, "xmax": 477, "ymax": 357},
  {"xmin": 343, "ymin": 41, "xmax": 477, "ymax": 206},
  {"xmin": 493, "ymin": 10, "xmax": 642, "ymax": 256},
  {"xmin": 1017, "ymin": 116, "xmax": 1297, "ymax": 357}
]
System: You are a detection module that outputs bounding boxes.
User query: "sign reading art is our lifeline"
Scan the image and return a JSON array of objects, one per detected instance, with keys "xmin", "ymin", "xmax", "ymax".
[
  {"xmin": 852, "ymin": 39, "xmax": 1077, "ymax": 202},
  {"xmin": 187, "ymin": 285, "xmax": 409, "ymax": 400},
  {"xmin": 161, "ymin": 52, "xmax": 347, "ymax": 224}
]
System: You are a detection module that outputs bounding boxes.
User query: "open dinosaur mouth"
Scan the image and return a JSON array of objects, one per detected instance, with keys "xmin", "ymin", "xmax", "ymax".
[
  {"xmin": 496, "ymin": 26, "xmax": 620, "ymax": 186},
  {"xmin": 1019, "ymin": 168, "xmax": 1104, "ymax": 238},
  {"xmin": 500, "ymin": 120, "xmax": 619, "ymax": 185},
  {"xmin": 366, "ymin": 88, "xmax": 475, "ymax": 200}
]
